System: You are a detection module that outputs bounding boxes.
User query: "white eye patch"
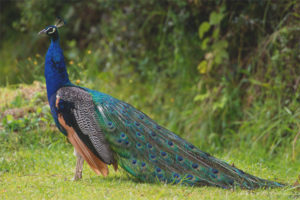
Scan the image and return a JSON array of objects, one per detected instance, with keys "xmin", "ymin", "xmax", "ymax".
[{"xmin": 46, "ymin": 27, "xmax": 56, "ymax": 34}]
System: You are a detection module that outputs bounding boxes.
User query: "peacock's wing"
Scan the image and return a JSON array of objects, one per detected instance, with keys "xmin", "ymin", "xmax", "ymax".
[
  {"xmin": 88, "ymin": 88, "xmax": 283, "ymax": 189},
  {"xmin": 55, "ymin": 86, "xmax": 117, "ymax": 176}
]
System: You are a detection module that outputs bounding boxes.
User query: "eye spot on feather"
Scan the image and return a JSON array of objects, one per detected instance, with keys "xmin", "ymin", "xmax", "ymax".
[
  {"xmin": 160, "ymin": 151, "xmax": 167, "ymax": 157},
  {"xmin": 124, "ymin": 140, "xmax": 130, "ymax": 146},
  {"xmin": 212, "ymin": 168, "xmax": 218, "ymax": 174},
  {"xmin": 177, "ymin": 155, "xmax": 183, "ymax": 162},
  {"xmin": 156, "ymin": 167, "xmax": 162, "ymax": 173},
  {"xmin": 151, "ymin": 131, "xmax": 157, "ymax": 137},
  {"xmin": 135, "ymin": 122, "xmax": 140, "ymax": 126},
  {"xmin": 120, "ymin": 132, "xmax": 126, "ymax": 139},
  {"xmin": 156, "ymin": 125, "xmax": 161, "ymax": 130},
  {"xmin": 136, "ymin": 132, "xmax": 142, "ymax": 137},
  {"xmin": 107, "ymin": 121, "xmax": 115, "ymax": 131},
  {"xmin": 173, "ymin": 173, "xmax": 180, "ymax": 179},
  {"xmin": 136, "ymin": 143, "xmax": 142, "ymax": 149},
  {"xmin": 188, "ymin": 144, "xmax": 195, "ymax": 149},
  {"xmin": 186, "ymin": 174, "xmax": 194, "ymax": 180},
  {"xmin": 139, "ymin": 115, "xmax": 144, "ymax": 120},
  {"xmin": 117, "ymin": 139, "xmax": 122, "ymax": 144},
  {"xmin": 192, "ymin": 163, "xmax": 199, "ymax": 169},
  {"xmin": 157, "ymin": 174, "xmax": 163, "ymax": 179},
  {"xmin": 147, "ymin": 143, "xmax": 153, "ymax": 149},
  {"xmin": 150, "ymin": 154, "xmax": 156, "ymax": 160},
  {"xmin": 132, "ymin": 160, "xmax": 137, "ymax": 165},
  {"xmin": 141, "ymin": 162, "xmax": 146, "ymax": 168},
  {"xmin": 168, "ymin": 141, "xmax": 174, "ymax": 146}
]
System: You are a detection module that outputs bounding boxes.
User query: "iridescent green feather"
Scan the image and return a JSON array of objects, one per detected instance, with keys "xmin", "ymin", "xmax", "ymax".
[{"xmin": 87, "ymin": 88, "xmax": 283, "ymax": 189}]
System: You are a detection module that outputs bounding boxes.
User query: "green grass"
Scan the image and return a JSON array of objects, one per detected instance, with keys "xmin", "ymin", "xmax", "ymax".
[
  {"xmin": 0, "ymin": 137, "xmax": 299, "ymax": 200},
  {"xmin": 0, "ymin": 83, "xmax": 299, "ymax": 200}
]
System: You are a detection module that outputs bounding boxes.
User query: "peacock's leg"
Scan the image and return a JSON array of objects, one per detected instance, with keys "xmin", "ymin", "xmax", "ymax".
[{"xmin": 73, "ymin": 148, "xmax": 84, "ymax": 181}]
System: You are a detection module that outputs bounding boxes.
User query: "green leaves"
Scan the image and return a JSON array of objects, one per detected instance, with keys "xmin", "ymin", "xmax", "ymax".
[
  {"xmin": 197, "ymin": 60, "xmax": 208, "ymax": 74},
  {"xmin": 209, "ymin": 11, "xmax": 224, "ymax": 25},
  {"xmin": 212, "ymin": 40, "xmax": 228, "ymax": 65},
  {"xmin": 198, "ymin": 6, "xmax": 225, "ymax": 39},
  {"xmin": 198, "ymin": 22, "xmax": 210, "ymax": 39},
  {"xmin": 197, "ymin": 5, "xmax": 228, "ymax": 74}
]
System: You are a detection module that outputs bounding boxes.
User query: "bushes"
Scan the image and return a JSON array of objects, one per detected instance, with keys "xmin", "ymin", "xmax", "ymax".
[{"xmin": 1, "ymin": 1, "xmax": 299, "ymax": 157}]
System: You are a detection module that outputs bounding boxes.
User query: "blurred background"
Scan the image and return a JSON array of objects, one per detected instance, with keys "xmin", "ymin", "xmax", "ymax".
[{"xmin": 0, "ymin": 0, "xmax": 299, "ymax": 164}]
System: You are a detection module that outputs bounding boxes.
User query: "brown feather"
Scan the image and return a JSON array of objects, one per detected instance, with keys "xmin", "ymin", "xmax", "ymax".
[{"xmin": 58, "ymin": 114, "xmax": 109, "ymax": 176}]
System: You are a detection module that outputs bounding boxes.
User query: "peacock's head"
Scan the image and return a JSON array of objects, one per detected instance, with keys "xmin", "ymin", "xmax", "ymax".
[{"xmin": 38, "ymin": 17, "xmax": 65, "ymax": 39}]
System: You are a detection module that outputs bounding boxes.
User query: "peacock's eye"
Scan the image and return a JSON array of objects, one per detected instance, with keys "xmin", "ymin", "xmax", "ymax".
[{"xmin": 47, "ymin": 27, "xmax": 56, "ymax": 34}]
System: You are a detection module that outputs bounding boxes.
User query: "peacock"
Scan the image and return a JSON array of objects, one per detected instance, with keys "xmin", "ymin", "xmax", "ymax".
[{"xmin": 39, "ymin": 18, "xmax": 284, "ymax": 189}]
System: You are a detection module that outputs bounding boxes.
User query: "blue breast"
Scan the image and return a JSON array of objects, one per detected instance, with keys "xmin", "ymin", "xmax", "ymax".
[{"xmin": 44, "ymin": 37, "xmax": 71, "ymax": 135}]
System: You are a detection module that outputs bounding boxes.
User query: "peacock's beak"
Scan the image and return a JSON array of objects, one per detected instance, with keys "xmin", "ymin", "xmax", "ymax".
[{"xmin": 38, "ymin": 29, "xmax": 47, "ymax": 35}]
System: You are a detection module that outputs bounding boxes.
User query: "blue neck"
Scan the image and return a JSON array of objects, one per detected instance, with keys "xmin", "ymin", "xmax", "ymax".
[{"xmin": 45, "ymin": 37, "xmax": 71, "ymax": 101}]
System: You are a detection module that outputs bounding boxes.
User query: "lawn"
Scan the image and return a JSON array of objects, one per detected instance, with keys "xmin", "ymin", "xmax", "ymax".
[{"xmin": 0, "ymin": 83, "xmax": 299, "ymax": 200}]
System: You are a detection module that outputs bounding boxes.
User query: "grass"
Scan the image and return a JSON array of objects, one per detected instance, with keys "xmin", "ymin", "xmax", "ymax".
[
  {"xmin": 0, "ymin": 83, "xmax": 299, "ymax": 200},
  {"xmin": 0, "ymin": 138, "xmax": 299, "ymax": 200}
]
